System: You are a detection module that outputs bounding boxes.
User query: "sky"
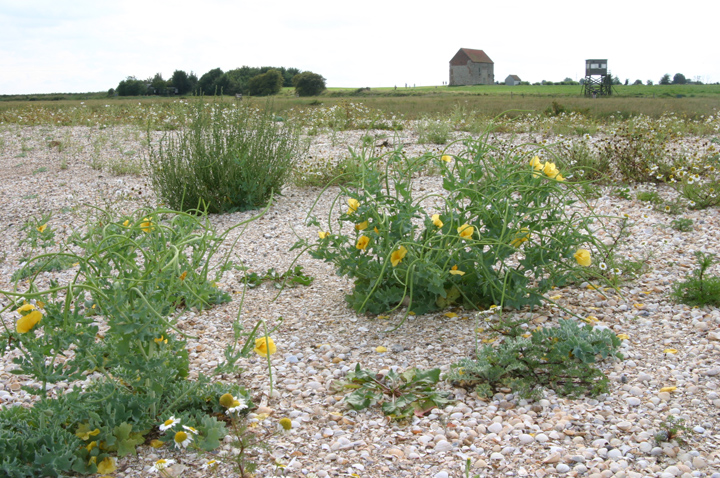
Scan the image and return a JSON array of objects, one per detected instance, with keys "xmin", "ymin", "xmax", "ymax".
[{"xmin": 0, "ymin": 0, "xmax": 716, "ymax": 95}]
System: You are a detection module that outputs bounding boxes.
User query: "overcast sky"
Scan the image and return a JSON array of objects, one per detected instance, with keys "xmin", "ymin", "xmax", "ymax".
[{"xmin": 0, "ymin": 0, "xmax": 716, "ymax": 95}]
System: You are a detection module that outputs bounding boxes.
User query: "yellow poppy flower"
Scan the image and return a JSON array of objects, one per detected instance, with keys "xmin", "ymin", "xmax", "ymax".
[
  {"xmin": 441, "ymin": 155, "xmax": 452, "ymax": 162},
  {"xmin": 449, "ymin": 265, "xmax": 465, "ymax": 276},
  {"xmin": 122, "ymin": 219, "xmax": 130, "ymax": 227},
  {"xmin": 347, "ymin": 198, "xmax": 359, "ymax": 214},
  {"xmin": 432, "ymin": 214, "xmax": 443, "ymax": 228},
  {"xmin": 457, "ymin": 224, "xmax": 474, "ymax": 240},
  {"xmin": 16, "ymin": 310, "xmax": 42, "ymax": 333},
  {"xmin": 573, "ymin": 248, "xmax": 591, "ymax": 267},
  {"xmin": 86, "ymin": 441, "xmax": 97, "ymax": 452},
  {"xmin": 140, "ymin": 218, "xmax": 154, "ymax": 232},
  {"xmin": 390, "ymin": 246, "xmax": 407, "ymax": 267},
  {"xmin": 179, "ymin": 271, "xmax": 187, "ymax": 281},
  {"xmin": 543, "ymin": 162, "xmax": 561, "ymax": 179},
  {"xmin": 37, "ymin": 224, "xmax": 47, "ymax": 233},
  {"xmin": 616, "ymin": 333, "xmax": 629, "ymax": 340},
  {"xmin": 254, "ymin": 337, "xmax": 277, "ymax": 357},
  {"xmin": 355, "ymin": 220, "xmax": 369, "ymax": 231},
  {"xmin": 154, "ymin": 335, "xmax": 167, "ymax": 344},
  {"xmin": 356, "ymin": 235, "xmax": 370, "ymax": 250},
  {"xmin": 16, "ymin": 303, "xmax": 37, "ymax": 314},
  {"xmin": 318, "ymin": 231, "xmax": 329, "ymax": 239},
  {"xmin": 529, "ymin": 156, "xmax": 543, "ymax": 170},
  {"xmin": 75, "ymin": 425, "xmax": 101, "ymax": 441},
  {"xmin": 97, "ymin": 457, "xmax": 117, "ymax": 474},
  {"xmin": 510, "ymin": 227, "xmax": 531, "ymax": 247},
  {"xmin": 373, "ymin": 226, "xmax": 379, "ymax": 234},
  {"xmin": 444, "ymin": 312, "xmax": 458, "ymax": 318}
]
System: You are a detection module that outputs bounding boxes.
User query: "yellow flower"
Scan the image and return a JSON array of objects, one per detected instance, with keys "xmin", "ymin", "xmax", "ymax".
[
  {"xmin": 444, "ymin": 312, "xmax": 458, "ymax": 318},
  {"xmin": 441, "ymin": 155, "xmax": 452, "ymax": 162},
  {"xmin": 122, "ymin": 219, "xmax": 130, "ymax": 227},
  {"xmin": 616, "ymin": 333, "xmax": 629, "ymax": 340},
  {"xmin": 347, "ymin": 198, "xmax": 359, "ymax": 214},
  {"xmin": 179, "ymin": 271, "xmax": 187, "ymax": 281},
  {"xmin": 140, "ymin": 217, "xmax": 154, "ymax": 232},
  {"xmin": 219, "ymin": 393, "xmax": 236, "ymax": 408},
  {"xmin": 279, "ymin": 417, "xmax": 292, "ymax": 431},
  {"xmin": 529, "ymin": 156, "xmax": 543, "ymax": 170},
  {"xmin": 431, "ymin": 214, "xmax": 443, "ymax": 228},
  {"xmin": 16, "ymin": 310, "xmax": 42, "ymax": 333},
  {"xmin": 574, "ymin": 248, "xmax": 591, "ymax": 267},
  {"xmin": 457, "ymin": 224, "xmax": 474, "ymax": 240},
  {"xmin": 449, "ymin": 265, "xmax": 465, "ymax": 276},
  {"xmin": 16, "ymin": 303, "xmax": 37, "ymax": 314},
  {"xmin": 154, "ymin": 335, "xmax": 167, "ymax": 344},
  {"xmin": 510, "ymin": 227, "xmax": 531, "ymax": 247},
  {"xmin": 150, "ymin": 439, "xmax": 165, "ymax": 448},
  {"xmin": 37, "ymin": 224, "xmax": 47, "ymax": 233},
  {"xmin": 543, "ymin": 162, "xmax": 561, "ymax": 179},
  {"xmin": 86, "ymin": 441, "xmax": 97, "ymax": 452},
  {"xmin": 97, "ymin": 457, "xmax": 117, "ymax": 474},
  {"xmin": 373, "ymin": 226, "xmax": 379, "ymax": 234},
  {"xmin": 355, "ymin": 220, "xmax": 369, "ymax": 231},
  {"xmin": 254, "ymin": 337, "xmax": 277, "ymax": 357},
  {"xmin": 356, "ymin": 235, "xmax": 370, "ymax": 250},
  {"xmin": 318, "ymin": 231, "xmax": 329, "ymax": 239},
  {"xmin": 554, "ymin": 172, "xmax": 565, "ymax": 182},
  {"xmin": 390, "ymin": 246, "xmax": 407, "ymax": 267}
]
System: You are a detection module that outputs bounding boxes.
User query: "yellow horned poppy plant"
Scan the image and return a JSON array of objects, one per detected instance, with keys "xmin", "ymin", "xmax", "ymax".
[
  {"xmin": 140, "ymin": 218, "xmax": 154, "ymax": 232},
  {"xmin": 318, "ymin": 231, "xmax": 329, "ymax": 239},
  {"xmin": 441, "ymin": 155, "xmax": 452, "ymax": 162},
  {"xmin": 431, "ymin": 214, "xmax": 443, "ymax": 228},
  {"xmin": 449, "ymin": 265, "xmax": 465, "ymax": 276},
  {"xmin": 254, "ymin": 337, "xmax": 277, "ymax": 357},
  {"xmin": 37, "ymin": 224, "xmax": 47, "ymax": 233},
  {"xmin": 355, "ymin": 220, "xmax": 368, "ymax": 231},
  {"xmin": 510, "ymin": 228, "xmax": 531, "ymax": 247},
  {"xmin": 457, "ymin": 224, "xmax": 474, "ymax": 240},
  {"xmin": 529, "ymin": 156, "xmax": 543, "ymax": 170},
  {"xmin": 390, "ymin": 246, "xmax": 407, "ymax": 267},
  {"xmin": 356, "ymin": 235, "xmax": 370, "ymax": 250},
  {"xmin": 574, "ymin": 248, "xmax": 592, "ymax": 267}
]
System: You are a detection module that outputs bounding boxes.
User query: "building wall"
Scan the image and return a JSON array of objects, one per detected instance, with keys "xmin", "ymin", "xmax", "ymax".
[{"xmin": 450, "ymin": 62, "xmax": 494, "ymax": 86}]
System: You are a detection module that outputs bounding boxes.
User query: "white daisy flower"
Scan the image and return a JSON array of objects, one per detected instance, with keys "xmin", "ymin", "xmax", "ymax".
[
  {"xmin": 201, "ymin": 459, "xmax": 218, "ymax": 470},
  {"xmin": 227, "ymin": 397, "xmax": 248, "ymax": 415},
  {"xmin": 174, "ymin": 430, "xmax": 193, "ymax": 449},
  {"xmin": 613, "ymin": 268, "xmax": 622, "ymax": 275},
  {"xmin": 149, "ymin": 458, "xmax": 175, "ymax": 472},
  {"xmin": 182, "ymin": 425, "xmax": 199, "ymax": 435},
  {"xmin": 159, "ymin": 416, "xmax": 180, "ymax": 432},
  {"xmin": 599, "ymin": 262, "xmax": 608, "ymax": 271}
]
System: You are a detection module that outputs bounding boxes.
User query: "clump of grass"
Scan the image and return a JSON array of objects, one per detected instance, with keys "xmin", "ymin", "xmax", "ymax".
[
  {"xmin": 146, "ymin": 100, "xmax": 302, "ymax": 214},
  {"xmin": 415, "ymin": 117, "xmax": 451, "ymax": 144},
  {"xmin": 636, "ymin": 190, "xmax": 662, "ymax": 203},
  {"xmin": 672, "ymin": 251, "xmax": 720, "ymax": 307},
  {"xmin": 670, "ymin": 217, "xmax": 693, "ymax": 232}
]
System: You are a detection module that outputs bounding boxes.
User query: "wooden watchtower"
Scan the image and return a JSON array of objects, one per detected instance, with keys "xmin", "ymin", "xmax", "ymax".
[{"xmin": 582, "ymin": 59, "xmax": 613, "ymax": 97}]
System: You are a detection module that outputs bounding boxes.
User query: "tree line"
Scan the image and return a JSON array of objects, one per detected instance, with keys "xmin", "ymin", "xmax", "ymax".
[{"xmin": 113, "ymin": 66, "xmax": 326, "ymax": 97}]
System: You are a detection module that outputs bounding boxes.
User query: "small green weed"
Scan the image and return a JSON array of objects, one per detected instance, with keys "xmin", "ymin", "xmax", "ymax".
[
  {"xmin": 671, "ymin": 251, "xmax": 720, "ymax": 307},
  {"xmin": 330, "ymin": 364, "xmax": 453, "ymax": 420},
  {"xmin": 448, "ymin": 319, "xmax": 622, "ymax": 400},
  {"xmin": 670, "ymin": 217, "xmax": 693, "ymax": 232},
  {"xmin": 636, "ymin": 190, "xmax": 662, "ymax": 203},
  {"xmin": 240, "ymin": 265, "xmax": 314, "ymax": 289},
  {"xmin": 655, "ymin": 415, "xmax": 690, "ymax": 447}
]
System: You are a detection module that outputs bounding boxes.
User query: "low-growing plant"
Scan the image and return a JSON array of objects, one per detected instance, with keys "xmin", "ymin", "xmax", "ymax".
[
  {"xmin": 294, "ymin": 133, "xmax": 609, "ymax": 318},
  {"xmin": 239, "ymin": 265, "xmax": 314, "ymax": 289},
  {"xmin": 415, "ymin": 117, "xmax": 452, "ymax": 144},
  {"xmin": 670, "ymin": 217, "xmax": 693, "ymax": 232},
  {"xmin": 12, "ymin": 214, "xmax": 75, "ymax": 282},
  {"xmin": 554, "ymin": 139, "xmax": 611, "ymax": 183},
  {"xmin": 671, "ymin": 251, "xmax": 720, "ymax": 307},
  {"xmin": 636, "ymin": 190, "xmax": 662, "ymax": 203},
  {"xmin": 0, "ymin": 205, "xmax": 271, "ymax": 476},
  {"xmin": 330, "ymin": 364, "xmax": 453, "ymax": 420},
  {"xmin": 146, "ymin": 100, "xmax": 302, "ymax": 213},
  {"xmin": 654, "ymin": 415, "xmax": 691, "ymax": 447},
  {"xmin": 447, "ymin": 318, "xmax": 622, "ymax": 400}
]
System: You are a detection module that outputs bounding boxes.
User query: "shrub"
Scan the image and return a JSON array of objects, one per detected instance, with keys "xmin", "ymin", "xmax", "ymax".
[
  {"xmin": 294, "ymin": 134, "xmax": 608, "ymax": 316},
  {"xmin": 293, "ymin": 71, "xmax": 327, "ymax": 97},
  {"xmin": 248, "ymin": 69, "xmax": 283, "ymax": 96},
  {"xmin": 415, "ymin": 117, "xmax": 451, "ymax": 144},
  {"xmin": 146, "ymin": 101, "xmax": 302, "ymax": 213}
]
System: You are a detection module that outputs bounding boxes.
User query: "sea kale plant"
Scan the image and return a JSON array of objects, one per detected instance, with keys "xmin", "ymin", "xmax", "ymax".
[{"xmin": 294, "ymin": 134, "xmax": 609, "ymax": 317}]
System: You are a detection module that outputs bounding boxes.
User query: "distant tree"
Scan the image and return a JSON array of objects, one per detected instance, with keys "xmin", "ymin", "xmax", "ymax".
[
  {"xmin": 612, "ymin": 76, "xmax": 621, "ymax": 85},
  {"xmin": 647, "ymin": 79, "xmax": 654, "ymax": 86},
  {"xmin": 116, "ymin": 76, "xmax": 147, "ymax": 96},
  {"xmin": 170, "ymin": 70, "xmax": 193, "ymax": 95},
  {"xmin": 632, "ymin": 79, "xmax": 643, "ymax": 85},
  {"xmin": 107, "ymin": 88, "xmax": 115, "ymax": 96},
  {"xmin": 282, "ymin": 68, "xmax": 301, "ymax": 87},
  {"xmin": 659, "ymin": 74, "xmax": 671, "ymax": 85},
  {"xmin": 148, "ymin": 73, "xmax": 167, "ymax": 95},
  {"xmin": 248, "ymin": 69, "xmax": 284, "ymax": 96},
  {"xmin": 198, "ymin": 68, "xmax": 225, "ymax": 95},
  {"xmin": 672, "ymin": 73, "xmax": 687, "ymax": 85},
  {"xmin": 624, "ymin": 79, "xmax": 629, "ymax": 85},
  {"xmin": 293, "ymin": 71, "xmax": 327, "ymax": 96}
]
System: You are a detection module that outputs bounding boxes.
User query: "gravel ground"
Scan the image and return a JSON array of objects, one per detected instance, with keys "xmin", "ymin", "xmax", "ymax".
[{"xmin": 1, "ymin": 125, "xmax": 719, "ymax": 478}]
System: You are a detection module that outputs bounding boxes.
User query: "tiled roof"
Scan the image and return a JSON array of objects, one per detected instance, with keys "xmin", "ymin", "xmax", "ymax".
[{"xmin": 460, "ymin": 48, "xmax": 493, "ymax": 64}]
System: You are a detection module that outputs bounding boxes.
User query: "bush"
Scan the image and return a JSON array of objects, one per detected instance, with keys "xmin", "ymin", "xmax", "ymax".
[
  {"xmin": 248, "ymin": 69, "xmax": 283, "ymax": 96},
  {"xmin": 295, "ymin": 134, "xmax": 608, "ymax": 316},
  {"xmin": 146, "ymin": 101, "xmax": 302, "ymax": 213},
  {"xmin": 293, "ymin": 71, "xmax": 327, "ymax": 97},
  {"xmin": 672, "ymin": 251, "xmax": 720, "ymax": 307}
]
